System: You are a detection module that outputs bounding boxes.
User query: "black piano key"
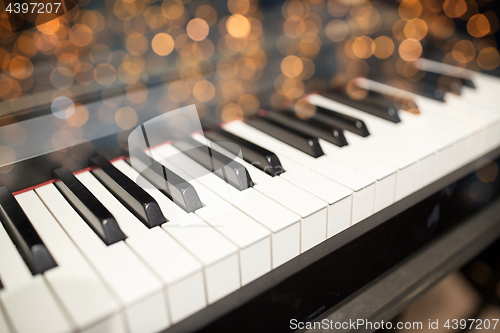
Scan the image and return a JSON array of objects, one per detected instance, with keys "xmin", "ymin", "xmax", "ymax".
[
  {"xmin": 245, "ymin": 116, "xmax": 324, "ymax": 158},
  {"xmin": 0, "ymin": 183, "xmax": 57, "ymax": 274},
  {"xmin": 90, "ymin": 155, "xmax": 166, "ymax": 228},
  {"xmin": 320, "ymin": 90, "xmax": 401, "ymax": 123},
  {"xmin": 129, "ymin": 150, "xmax": 204, "ymax": 213},
  {"xmin": 366, "ymin": 90, "xmax": 420, "ymax": 114},
  {"xmin": 461, "ymin": 77, "xmax": 475, "ymax": 89},
  {"xmin": 417, "ymin": 70, "xmax": 462, "ymax": 94},
  {"xmin": 204, "ymin": 127, "xmax": 284, "ymax": 177},
  {"xmin": 0, "ymin": 278, "xmax": 3, "ymax": 289},
  {"xmin": 312, "ymin": 105, "xmax": 370, "ymax": 137},
  {"xmin": 172, "ymin": 138, "xmax": 254, "ymax": 191},
  {"xmin": 54, "ymin": 168, "xmax": 126, "ymax": 245},
  {"xmin": 407, "ymin": 81, "xmax": 446, "ymax": 102},
  {"xmin": 260, "ymin": 109, "xmax": 348, "ymax": 147}
]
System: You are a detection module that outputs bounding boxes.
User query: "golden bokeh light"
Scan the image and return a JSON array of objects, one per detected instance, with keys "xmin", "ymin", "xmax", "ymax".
[
  {"xmin": 373, "ymin": 36, "xmax": 395, "ymax": 59},
  {"xmin": 187, "ymin": 18, "xmax": 210, "ymax": 42},
  {"xmin": 226, "ymin": 14, "xmax": 251, "ymax": 38},
  {"xmin": 66, "ymin": 104, "xmax": 89, "ymax": 128},
  {"xmin": 238, "ymin": 94, "xmax": 259, "ymax": 115},
  {"xmin": 327, "ymin": 0, "xmax": 349, "ymax": 18},
  {"xmin": 151, "ymin": 33, "xmax": 174, "ymax": 56},
  {"xmin": 452, "ymin": 40, "xmax": 475, "ymax": 63},
  {"xmin": 443, "ymin": 0, "xmax": 467, "ymax": 18},
  {"xmin": 467, "ymin": 14, "xmax": 491, "ymax": 38},
  {"xmin": 477, "ymin": 47, "xmax": 500, "ymax": 70},
  {"xmin": 404, "ymin": 18, "xmax": 428, "ymax": 40},
  {"xmin": 398, "ymin": 38, "xmax": 422, "ymax": 62},
  {"xmin": 352, "ymin": 36, "xmax": 374, "ymax": 59},
  {"xmin": 282, "ymin": 0, "xmax": 306, "ymax": 21},
  {"xmin": 193, "ymin": 80, "xmax": 216, "ymax": 102},
  {"xmin": 325, "ymin": 20, "xmax": 348, "ymax": 42},
  {"xmin": 398, "ymin": 0, "xmax": 423, "ymax": 20},
  {"xmin": 162, "ymin": 3, "xmax": 184, "ymax": 20},
  {"xmin": 37, "ymin": 18, "xmax": 61, "ymax": 35},
  {"xmin": 195, "ymin": 5, "xmax": 218, "ymax": 26},
  {"xmin": 298, "ymin": 37, "xmax": 321, "ymax": 57},
  {"xmin": 125, "ymin": 33, "xmax": 149, "ymax": 55},
  {"xmin": 221, "ymin": 103, "xmax": 244, "ymax": 122},
  {"xmin": 281, "ymin": 55, "xmax": 304, "ymax": 78},
  {"xmin": 234, "ymin": 57, "xmax": 257, "ymax": 79},
  {"xmin": 228, "ymin": 0, "xmax": 251, "ymax": 15},
  {"xmin": 430, "ymin": 15, "xmax": 456, "ymax": 39},
  {"xmin": 9, "ymin": 56, "xmax": 33, "ymax": 80},
  {"xmin": 69, "ymin": 24, "xmax": 93, "ymax": 48},
  {"xmin": 94, "ymin": 63, "xmax": 117, "ymax": 86},
  {"xmin": 115, "ymin": 107, "xmax": 138, "ymax": 129}
]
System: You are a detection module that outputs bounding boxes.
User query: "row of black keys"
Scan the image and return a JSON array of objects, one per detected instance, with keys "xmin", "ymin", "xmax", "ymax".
[{"xmin": 0, "ymin": 69, "xmax": 474, "ymax": 279}]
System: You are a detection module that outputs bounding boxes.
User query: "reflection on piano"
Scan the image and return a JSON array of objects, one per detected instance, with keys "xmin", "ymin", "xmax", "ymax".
[{"xmin": 0, "ymin": 0, "xmax": 499, "ymax": 332}]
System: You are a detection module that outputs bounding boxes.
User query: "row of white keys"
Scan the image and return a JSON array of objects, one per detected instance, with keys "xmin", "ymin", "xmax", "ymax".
[
  {"xmin": 406, "ymin": 96, "xmax": 491, "ymax": 166},
  {"xmin": 439, "ymin": 93, "xmax": 500, "ymax": 158},
  {"xmin": 35, "ymin": 184, "xmax": 168, "ymax": 333},
  {"xmin": 223, "ymin": 120, "xmax": 377, "ymax": 224},
  {"xmin": 148, "ymin": 144, "xmax": 274, "ymax": 283},
  {"xmin": 15, "ymin": 190, "xmax": 124, "ymax": 333},
  {"xmin": 194, "ymin": 133, "xmax": 353, "ymax": 240},
  {"xmin": 160, "ymin": 139, "xmax": 329, "ymax": 255},
  {"xmin": 356, "ymin": 78, "xmax": 500, "ymax": 175},
  {"xmin": 314, "ymin": 140, "xmax": 398, "ymax": 211},
  {"xmin": 0, "ymin": 218, "xmax": 72, "ymax": 333},
  {"xmin": 74, "ymin": 171, "xmax": 209, "ymax": 325},
  {"xmin": 307, "ymin": 93, "xmax": 435, "ymax": 198},
  {"xmin": 179, "ymin": 134, "xmax": 330, "ymax": 253},
  {"xmin": 308, "ymin": 92, "xmax": 491, "ymax": 188},
  {"xmin": 112, "ymin": 159, "xmax": 241, "ymax": 305}
]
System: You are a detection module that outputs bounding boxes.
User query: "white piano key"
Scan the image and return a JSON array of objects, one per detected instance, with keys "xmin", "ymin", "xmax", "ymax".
[
  {"xmin": 0, "ymin": 220, "xmax": 32, "ymax": 291},
  {"xmin": 318, "ymin": 140, "xmax": 397, "ymax": 211},
  {"xmin": 112, "ymin": 159, "xmax": 241, "ymax": 304},
  {"xmin": 75, "ymin": 170, "xmax": 209, "ymax": 324},
  {"xmin": 277, "ymin": 156, "xmax": 353, "ymax": 238},
  {"xmin": 0, "ymin": 307, "xmax": 11, "ymax": 333},
  {"xmin": 151, "ymin": 144, "xmax": 273, "ymax": 284},
  {"xmin": 87, "ymin": 242, "xmax": 169, "ymax": 333},
  {"xmin": 35, "ymin": 184, "xmax": 169, "ymax": 333},
  {"xmin": 0, "ymin": 222, "xmax": 73, "ymax": 333},
  {"xmin": 125, "ymin": 227, "xmax": 206, "ymax": 323},
  {"xmin": 15, "ymin": 191, "xmax": 124, "ymax": 333},
  {"xmin": 1, "ymin": 275, "xmax": 73, "ymax": 333},
  {"xmin": 223, "ymin": 120, "xmax": 376, "ymax": 224}
]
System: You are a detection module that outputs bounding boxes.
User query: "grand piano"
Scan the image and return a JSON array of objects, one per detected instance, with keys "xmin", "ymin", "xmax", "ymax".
[{"xmin": 0, "ymin": 0, "xmax": 499, "ymax": 332}]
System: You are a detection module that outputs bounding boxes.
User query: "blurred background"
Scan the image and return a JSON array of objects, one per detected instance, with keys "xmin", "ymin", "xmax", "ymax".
[{"xmin": 0, "ymin": 0, "xmax": 499, "ymax": 126}]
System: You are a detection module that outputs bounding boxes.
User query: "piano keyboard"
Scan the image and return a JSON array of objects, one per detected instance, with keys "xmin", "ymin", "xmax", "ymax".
[{"xmin": 1, "ymin": 63, "xmax": 500, "ymax": 333}]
